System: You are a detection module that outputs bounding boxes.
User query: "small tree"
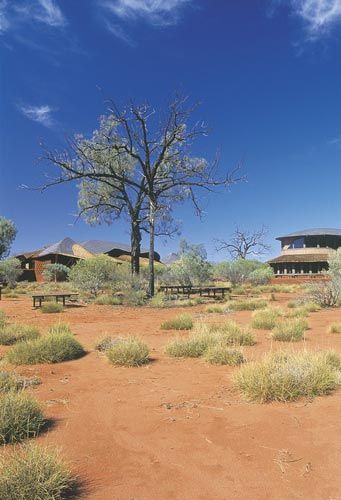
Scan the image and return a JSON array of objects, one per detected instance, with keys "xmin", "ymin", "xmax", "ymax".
[
  {"xmin": 248, "ymin": 266, "xmax": 274, "ymax": 285},
  {"xmin": 68, "ymin": 255, "xmax": 120, "ymax": 296},
  {"xmin": 0, "ymin": 258, "xmax": 23, "ymax": 288},
  {"xmin": 0, "ymin": 218, "xmax": 17, "ymax": 260},
  {"xmin": 42, "ymin": 263, "xmax": 70, "ymax": 283},
  {"xmin": 213, "ymin": 259, "xmax": 266, "ymax": 285},
  {"xmin": 215, "ymin": 226, "xmax": 270, "ymax": 260}
]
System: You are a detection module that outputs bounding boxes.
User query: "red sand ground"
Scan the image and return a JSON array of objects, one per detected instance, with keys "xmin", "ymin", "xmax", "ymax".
[{"xmin": 0, "ymin": 294, "xmax": 340, "ymax": 499}]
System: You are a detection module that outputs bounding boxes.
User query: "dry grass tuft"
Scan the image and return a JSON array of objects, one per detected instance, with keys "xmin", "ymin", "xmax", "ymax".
[
  {"xmin": 227, "ymin": 299, "xmax": 268, "ymax": 311},
  {"xmin": 251, "ymin": 308, "xmax": 283, "ymax": 330},
  {"xmin": 203, "ymin": 345, "xmax": 245, "ymax": 365},
  {"xmin": 271, "ymin": 318, "xmax": 308, "ymax": 342},
  {"xmin": 160, "ymin": 314, "xmax": 193, "ymax": 330},
  {"xmin": 0, "ymin": 324, "xmax": 40, "ymax": 345},
  {"xmin": 47, "ymin": 323, "xmax": 72, "ymax": 335},
  {"xmin": 41, "ymin": 302, "xmax": 64, "ymax": 314},
  {"xmin": 106, "ymin": 337, "xmax": 150, "ymax": 366},
  {"xmin": 327, "ymin": 322, "xmax": 341, "ymax": 334}
]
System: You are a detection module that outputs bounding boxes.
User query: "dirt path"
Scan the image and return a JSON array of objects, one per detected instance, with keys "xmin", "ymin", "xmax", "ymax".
[{"xmin": 0, "ymin": 295, "xmax": 340, "ymax": 499}]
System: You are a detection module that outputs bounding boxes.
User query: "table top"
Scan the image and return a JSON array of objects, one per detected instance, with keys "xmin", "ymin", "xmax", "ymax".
[{"xmin": 32, "ymin": 291, "xmax": 79, "ymax": 297}]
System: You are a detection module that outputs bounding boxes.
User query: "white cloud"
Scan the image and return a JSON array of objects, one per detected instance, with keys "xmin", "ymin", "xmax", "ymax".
[
  {"xmin": 102, "ymin": 0, "xmax": 191, "ymax": 26},
  {"xmin": 279, "ymin": 0, "xmax": 341, "ymax": 37},
  {"xmin": 33, "ymin": 0, "xmax": 67, "ymax": 27},
  {"xmin": 104, "ymin": 20, "xmax": 136, "ymax": 46},
  {"xmin": 0, "ymin": 0, "xmax": 9, "ymax": 33},
  {"xmin": 18, "ymin": 104, "xmax": 56, "ymax": 128}
]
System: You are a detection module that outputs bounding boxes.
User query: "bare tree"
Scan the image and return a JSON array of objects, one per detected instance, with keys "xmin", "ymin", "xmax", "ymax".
[
  {"xmin": 39, "ymin": 94, "xmax": 242, "ymax": 295},
  {"xmin": 215, "ymin": 225, "xmax": 270, "ymax": 260}
]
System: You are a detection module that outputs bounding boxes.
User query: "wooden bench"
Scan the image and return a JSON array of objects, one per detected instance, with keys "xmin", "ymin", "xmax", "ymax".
[
  {"xmin": 158, "ymin": 285, "xmax": 230, "ymax": 299},
  {"xmin": 32, "ymin": 292, "xmax": 79, "ymax": 308}
]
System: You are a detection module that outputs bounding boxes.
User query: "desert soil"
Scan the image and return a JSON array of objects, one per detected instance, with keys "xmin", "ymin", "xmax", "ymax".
[{"xmin": 0, "ymin": 293, "xmax": 340, "ymax": 500}]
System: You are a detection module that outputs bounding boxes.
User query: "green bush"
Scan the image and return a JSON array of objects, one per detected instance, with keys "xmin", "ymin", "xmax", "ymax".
[
  {"xmin": 123, "ymin": 289, "xmax": 146, "ymax": 306},
  {"xmin": 106, "ymin": 337, "xmax": 150, "ymax": 366},
  {"xmin": 227, "ymin": 299, "xmax": 268, "ymax": 311},
  {"xmin": 271, "ymin": 318, "xmax": 308, "ymax": 342},
  {"xmin": 203, "ymin": 345, "xmax": 244, "ymax": 365},
  {"xmin": 0, "ymin": 392, "xmax": 45, "ymax": 443},
  {"xmin": 206, "ymin": 321, "xmax": 255, "ymax": 346},
  {"xmin": 165, "ymin": 331, "xmax": 214, "ymax": 358},
  {"xmin": 94, "ymin": 294, "xmax": 123, "ymax": 306},
  {"xmin": 160, "ymin": 314, "xmax": 193, "ymax": 330},
  {"xmin": 47, "ymin": 323, "xmax": 72, "ymax": 335},
  {"xmin": 41, "ymin": 302, "xmax": 64, "ymax": 314},
  {"xmin": 6, "ymin": 333, "xmax": 85, "ymax": 365},
  {"xmin": 0, "ymin": 324, "xmax": 40, "ymax": 345},
  {"xmin": 0, "ymin": 444, "xmax": 75, "ymax": 500},
  {"xmin": 285, "ymin": 306, "xmax": 309, "ymax": 318},
  {"xmin": 251, "ymin": 307, "xmax": 283, "ymax": 330},
  {"xmin": 0, "ymin": 372, "xmax": 40, "ymax": 393},
  {"xmin": 148, "ymin": 293, "xmax": 169, "ymax": 308},
  {"xmin": 205, "ymin": 305, "xmax": 226, "ymax": 314},
  {"xmin": 328, "ymin": 322, "xmax": 341, "ymax": 334},
  {"xmin": 234, "ymin": 350, "xmax": 341, "ymax": 402}
]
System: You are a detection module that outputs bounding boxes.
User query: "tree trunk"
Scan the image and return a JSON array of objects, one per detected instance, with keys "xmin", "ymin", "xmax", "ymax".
[
  {"xmin": 131, "ymin": 221, "xmax": 141, "ymax": 275},
  {"xmin": 148, "ymin": 200, "xmax": 156, "ymax": 297}
]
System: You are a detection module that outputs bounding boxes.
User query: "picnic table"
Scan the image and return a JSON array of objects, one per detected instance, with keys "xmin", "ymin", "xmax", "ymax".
[
  {"xmin": 32, "ymin": 291, "xmax": 79, "ymax": 308},
  {"xmin": 158, "ymin": 285, "xmax": 230, "ymax": 299},
  {"xmin": 0, "ymin": 284, "xmax": 2, "ymax": 301}
]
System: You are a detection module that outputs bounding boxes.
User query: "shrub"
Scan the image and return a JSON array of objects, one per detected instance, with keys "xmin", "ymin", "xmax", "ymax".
[
  {"xmin": 6, "ymin": 333, "xmax": 85, "ymax": 365},
  {"xmin": 214, "ymin": 259, "xmax": 267, "ymax": 286},
  {"xmin": 94, "ymin": 336, "xmax": 126, "ymax": 352},
  {"xmin": 234, "ymin": 350, "xmax": 341, "ymax": 402},
  {"xmin": 248, "ymin": 266, "xmax": 274, "ymax": 285},
  {"xmin": 227, "ymin": 299, "xmax": 268, "ymax": 311},
  {"xmin": 251, "ymin": 308, "xmax": 283, "ymax": 329},
  {"xmin": 47, "ymin": 323, "xmax": 72, "ymax": 335},
  {"xmin": 271, "ymin": 318, "xmax": 308, "ymax": 342},
  {"xmin": 123, "ymin": 289, "xmax": 146, "ymax": 306},
  {"xmin": 285, "ymin": 307, "xmax": 309, "ymax": 318},
  {"xmin": 0, "ymin": 392, "xmax": 45, "ymax": 443},
  {"xmin": 68, "ymin": 254, "xmax": 120, "ymax": 296},
  {"xmin": 328, "ymin": 322, "xmax": 341, "ymax": 334},
  {"xmin": 305, "ymin": 281, "xmax": 340, "ymax": 308},
  {"xmin": 165, "ymin": 331, "xmax": 214, "ymax": 358},
  {"xmin": 0, "ymin": 324, "xmax": 40, "ymax": 345},
  {"xmin": 106, "ymin": 337, "xmax": 150, "ymax": 366},
  {"xmin": 94, "ymin": 294, "xmax": 123, "ymax": 306},
  {"xmin": 205, "ymin": 305, "xmax": 226, "ymax": 314},
  {"xmin": 41, "ymin": 302, "xmax": 64, "ymax": 314},
  {"xmin": 203, "ymin": 345, "xmax": 244, "ymax": 365},
  {"xmin": 42, "ymin": 263, "xmax": 70, "ymax": 283},
  {"xmin": 0, "ymin": 258, "xmax": 23, "ymax": 288},
  {"xmin": 0, "ymin": 310, "xmax": 7, "ymax": 327},
  {"xmin": 148, "ymin": 293, "xmax": 169, "ymax": 308},
  {"xmin": 0, "ymin": 372, "xmax": 40, "ymax": 393},
  {"xmin": 0, "ymin": 444, "xmax": 75, "ymax": 499},
  {"xmin": 160, "ymin": 314, "xmax": 193, "ymax": 330}
]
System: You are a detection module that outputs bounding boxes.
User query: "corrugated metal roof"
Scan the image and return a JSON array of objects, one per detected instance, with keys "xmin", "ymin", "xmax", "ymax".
[
  {"xmin": 81, "ymin": 240, "xmax": 150, "ymax": 255},
  {"xmin": 268, "ymin": 254, "xmax": 330, "ymax": 264},
  {"xmin": 277, "ymin": 228, "xmax": 341, "ymax": 240}
]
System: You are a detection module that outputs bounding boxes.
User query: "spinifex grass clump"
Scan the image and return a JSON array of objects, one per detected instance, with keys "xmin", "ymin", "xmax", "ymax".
[
  {"xmin": 6, "ymin": 333, "xmax": 85, "ymax": 365},
  {"xmin": 0, "ymin": 392, "xmax": 45, "ymax": 444},
  {"xmin": 203, "ymin": 345, "xmax": 244, "ymax": 366},
  {"xmin": 0, "ymin": 371, "xmax": 40, "ymax": 393},
  {"xmin": 47, "ymin": 323, "xmax": 72, "ymax": 335},
  {"xmin": 94, "ymin": 294, "xmax": 123, "ymax": 306},
  {"xmin": 205, "ymin": 305, "xmax": 226, "ymax": 314},
  {"xmin": 272, "ymin": 318, "xmax": 308, "ymax": 342},
  {"xmin": 94, "ymin": 336, "xmax": 126, "ymax": 352},
  {"xmin": 328, "ymin": 322, "xmax": 341, "ymax": 334},
  {"xmin": 160, "ymin": 314, "xmax": 193, "ymax": 330},
  {"xmin": 165, "ymin": 330, "xmax": 215, "ymax": 358},
  {"xmin": 0, "ymin": 444, "xmax": 76, "ymax": 500},
  {"xmin": 251, "ymin": 307, "xmax": 283, "ymax": 330},
  {"xmin": 285, "ymin": 307, "xmax": 309, "ymax": 318},
  {"xmin": 208, "ymin": 321, "xmax": 255, "ymax": 346},
  {"xmin": 0, "ymin": 324, "xmax": 40, "ymax": 345},
  {"xmin": 106, "ymin": 337, "xmax": 150, "ymax": 366},
  {"xmin": 227, "ymin": 299, "xmax": 268, "ymax": 311},
  {"xmin": 234, "ymin": 350, "xmax": 341, "ymax": 403},
  {"xmin": 0, "ymin": 310, "xmax": 7, "ymax": 327},
  {"xmin": 41, "ymin": 302, "xmax": 64, "ymax": 314}
]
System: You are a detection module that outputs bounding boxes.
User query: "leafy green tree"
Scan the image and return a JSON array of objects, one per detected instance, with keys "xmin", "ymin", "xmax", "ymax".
[
  {"xmin": 68, "ymin": 255, "xmax": 120, "ymax": 296},
  {"xmin": 42, "ymin": 263, "xmax": 70, "ymax": 283},
  {"xmin": 0, "ymin": 217, "xmax": 17, "ymax": 260},
  {"xmin": 214, "ymin": 259, "xmax": 267, "ymax": 285},
  {"xmin": 0, "ymin": 258, "xmax": 23, "ymax": 287},
  {"xmin": 248, "ymin": 266, "xmax": 273, "ymax": 285}
]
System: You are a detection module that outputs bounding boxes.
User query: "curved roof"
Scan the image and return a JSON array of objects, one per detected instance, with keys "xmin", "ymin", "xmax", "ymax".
[{"xmin": 277, "ymin": 228, "xmax": 341, "ymax": 240}]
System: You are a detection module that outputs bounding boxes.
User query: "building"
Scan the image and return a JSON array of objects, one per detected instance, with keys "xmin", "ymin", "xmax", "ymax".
[
  {"xmin": 15, "ymin": 237, "xmax": 161, "ymax": 282},
  {"xmin": 268, "ymin": 228, "xmax": 341, "ymax": 279}
]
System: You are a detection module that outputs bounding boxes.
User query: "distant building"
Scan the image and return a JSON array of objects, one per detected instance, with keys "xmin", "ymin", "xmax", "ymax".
[
  {"xmin": 15, "ymin": 237, "xmax": 161, "ymax": 282},
  {"xmin": 268, "ymin": 228, "xmax": 341, "ymax": 278}
]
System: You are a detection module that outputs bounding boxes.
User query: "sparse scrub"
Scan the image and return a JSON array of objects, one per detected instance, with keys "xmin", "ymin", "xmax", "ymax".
[
  {"xmin": 227, "ymin": 299, "xmax": 268, "ymax": 311},
  {"xmin": 6, "ymin": 333, "xmax": 85, "ymax": 365},
  {"xmin": 0, "ymin": 444, "xmax": 76, "ymax": 500},
  {"xmin": 41, "ymin": 302, "xmax": 64, "ymax": 314},
  {"xmin": 0, "ymin": 310, "xmax": 7, "ymax": 327},
  {"xmin": 205, "ymin": 304, "xmax": 226, "ymax": 314},
  {"xmin": 94, "ymin": 294, "xmax": 123, "ymax": 306},
  {"xmin": 271, "ymin": 318, "xmax": 308, "ymax": 342},
  {"xmin": 165, "ymin": 331, "xmax": 214, "ymax": 358},
  {"xmin": 160, "ymin": 314, "xmax": 193, "ymax": 330},
  {"xmin": 328, "ymin": 322, "xmax": 341, "ymax": 334},
  {"xmin": 208, "ymin": 321, "xmax": 255, "ymax": 346},
  {"xmin": 285, "ymin": 307, "xmax": 309, "ymax": 318},
  {"xmin": 0, "ymin": 324, "xmax": 40, "ymax": 345},
  {"xmin": 47, "ymin": 323, "xmax": 72, "ymax": 335},
  {"xmin": 94, "ymin": 336, "xmax": 126, "ymax": 352},
  {"xmin": 234, "ymin": 350, "xmax": 341, "ymax": 403},
  {"xmin": 106, "ymin": 337, "xmax": 150, "ymax": 366},
  {"xmin": 0, "ymin": 371, "xmax": 40, "ymax": 393},
  {"xmin": 251, "ymin": 308, "xmax": 283, "ymax": 330},
  {"xmin": 149, "ymin": 293, "xmax": 169, "ymax": 308},
  {"xmin": 0, "ymin": 392, "xmax": 45, "ymax": 443},
  {"xmin": 203, "ymin": 345, "xmax": 244, "ymax": 365}
]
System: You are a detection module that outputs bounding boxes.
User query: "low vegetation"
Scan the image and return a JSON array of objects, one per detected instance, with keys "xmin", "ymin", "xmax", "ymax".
[
  {"xmin": 94, "ymin": 336, "xmax": 126, "ymax": 352},
  {"xmin": 41, "ymin": 302, "xmax": 64, "ymax": 314},
  {"xmin": 0, "ymin": 444, "xmax": 76, "ymax": 500},
  {"xmin": 234, "ymin": 350, "xmax": 341, "ymax": 403},
  {"xmin": 94, "ymin": 294, "xmax": 123, "ymax": 306},
  {"xmin": 0, "ymin": 392, "xmax": 45, "ymax": 444},
  {"xmin": 0, "ymin": 324, "xmax": 40, "ymax": 345},
  {"xmin": 208, "ymin": 321, "xmax": 255, "ymax": 346},
  {"xmin": 0, "ymin": 310, "xmax": 7, "ymax": 327},
  {"xmin": 328, "ymin": 322, "xmax": 341, "ymax": 334},
  {"xmin": 251, "ymin": 307, "xmax": 283, "ymax": 330},
  {"xmin": 47, "ymin": 323, "xmax": 72, "ymax": 335},
  {"xmin": 6, "ymin": 333, "xmax": 85, "ymax": 365},
  {"xmin": 227, "ymin": 299, "xmax": 268, "ymax": 311},
  {"xmin": 205, "ymin": 304, "xmax": 226, "ymax": 314},
  {"xmin": 106, "ymin": 337, "xmax": 150, "ymax": 366},
  {"xmin": 0, "ymin": 371, "xmax": 40, "ymax": 393},
  {"xmin": 203, "ymin": 345, "xmax": 244, "ymax": 365},
  {"xmin": 271, "ymin": 318, "xmax": 308, "ymax": 342},
  {"xmin": 160, "ymin": 314, "xmax": 193, "ymax": 330}
]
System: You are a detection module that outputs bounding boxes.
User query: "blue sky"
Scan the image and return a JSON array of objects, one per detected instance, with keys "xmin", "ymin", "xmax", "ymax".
[{"xmin": 1, "ymin": 0, "xmax": 341, "ymax": 261}]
